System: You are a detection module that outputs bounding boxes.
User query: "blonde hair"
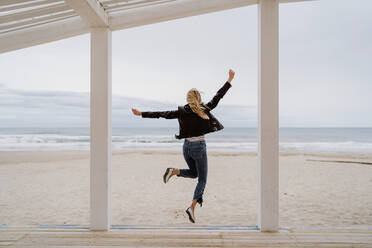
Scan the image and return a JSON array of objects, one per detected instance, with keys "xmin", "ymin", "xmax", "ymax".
[{"xmin": 186, "ymin": 88, "xmax": 209, "ymax": 120}]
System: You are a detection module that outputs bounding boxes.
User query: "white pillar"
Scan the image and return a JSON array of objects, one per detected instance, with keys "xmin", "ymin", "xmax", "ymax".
[
  {"xmin": 258, "ymin": 0, "xmax": 279, "ymax": 231},
  {"xmin": 90, "ymin": 28, "xmax": 112, "ymax": 231}
]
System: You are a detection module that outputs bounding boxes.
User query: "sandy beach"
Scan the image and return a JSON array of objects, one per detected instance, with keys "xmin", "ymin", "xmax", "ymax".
[{"xmin": 0, "ymin": 150, "xmax": 371, "ymax": 228}]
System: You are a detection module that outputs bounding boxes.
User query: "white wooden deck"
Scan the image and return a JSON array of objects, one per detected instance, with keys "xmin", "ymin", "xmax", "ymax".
[{"xmin": 1, "ymin": 227, "xmax": 371, "ymax": 247}]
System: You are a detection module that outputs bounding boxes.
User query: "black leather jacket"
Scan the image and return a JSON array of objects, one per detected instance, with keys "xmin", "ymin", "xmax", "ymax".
[{"xmin": 141, "ymin": 82, "xmax": 232, "ymax": 139}]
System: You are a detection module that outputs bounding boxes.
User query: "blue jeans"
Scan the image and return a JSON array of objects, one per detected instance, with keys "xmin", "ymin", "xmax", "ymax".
[{"xmin": 178, "ymin": 140, "xmax": 208, "ymax": 201}]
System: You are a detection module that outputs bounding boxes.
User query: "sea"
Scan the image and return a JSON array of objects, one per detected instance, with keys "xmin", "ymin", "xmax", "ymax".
[{"xmin": 0, "ymin": 127, "xmax": 371, "ymax": 154}]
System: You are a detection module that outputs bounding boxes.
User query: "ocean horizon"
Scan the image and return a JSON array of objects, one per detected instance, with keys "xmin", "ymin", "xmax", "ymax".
[{"xmin": 0, "ymin": 127, "xmax": 371, "ymax": 154}]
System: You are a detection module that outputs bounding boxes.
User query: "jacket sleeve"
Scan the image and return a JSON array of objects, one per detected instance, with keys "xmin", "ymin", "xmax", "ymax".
[
  {"xmin": 141, "ymin": 110, "xmax": 179, "ymax": 119},
  {"xmin": 206, "ymin": 82, "xmax": 232, "ymax": 110}
]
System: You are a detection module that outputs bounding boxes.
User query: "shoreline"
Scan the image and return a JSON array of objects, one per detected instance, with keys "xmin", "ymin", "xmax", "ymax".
[{"xmin": 1, "ymin": 150, "xmax": 372, "ymax": 165}]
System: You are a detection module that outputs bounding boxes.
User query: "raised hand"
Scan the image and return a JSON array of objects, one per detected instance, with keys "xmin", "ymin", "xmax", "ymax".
[
  {"xmin": 228, "ymin": 69, "xmax": 235, "ymax": 83},
  {"xmin": 131, "ymin": 108, "xmax": 142, "ymax": 116}
]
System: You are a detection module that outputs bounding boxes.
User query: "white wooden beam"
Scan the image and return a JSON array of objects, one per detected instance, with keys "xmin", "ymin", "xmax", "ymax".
[
  {"xmin": 90, "ymin": 28, "xmax": 112, "ymax": 231},
  {"xmin": 0, "ymin": 3, "xmax": 70, "ymax": 23},
  {"xmin": 0, "ymin": 0, "xmax": 62, "ymax": 12},
  {"xmin": 109, "ymin": 0, "xmax": 314, "ymax": 30},
  {"xmin": 0, "ymin": 11, "xmax": 76, "ymax": 32},
  {"xmin": 258, "ymin": 0, "xmax": 279, "ymax": 232},
  {"xmin": 110, "ymin": 0, "xmax": 258, "ymax": 30},
  {"xmin": 0, "ymin": 0, "xmax": 34, "ymax": 6},
  {"xmin": 65, "ymin": 0, "xmax": 109, "ymax": 27},
  {"xmin": 0, "ymin": 17, "xmax": 89, "ymax": 53},
  {"xmin": 280, "ymin": 0, "xmax": 315, "ymax": 3},
  {"xmin": 105, "ymin": 0, "xmax": 175, "ymax": 12},
  {"xmin": 102, "ymin": 0, "xmax": 133, "ymax": 5}
]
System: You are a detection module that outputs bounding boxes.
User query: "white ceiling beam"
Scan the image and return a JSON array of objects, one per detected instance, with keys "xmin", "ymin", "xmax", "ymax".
[
  {"xmin": 0, "ymin": 0, "xmax": 62, "ymax": 12},
  {"xmin": 0, "ymin": 17, "xmax": 89, "ymax": 53},
  {"xmin": 0, "ymin": 11, "xmax": 76, "ymax": 33},
  {"xmin": 0, "ymin": 0, "xmax": 34, "ymax": 6},
  {"xmin": 65, "ymin": 0, "xmax": 109, "ymax": 27},
  {"xmin": 110, "ymin": 0, "xmax": 258, "ymax": 30},
  {"xmin": 0, "ymin": 3, "xmax": 70, "ymax": 23},
  {"xmin": 109, "ymin": 0, "xmax": 315, "ymax": 30},
  {"xmin": 105, "ymin": 0, "xmax": 175, "ymax": 11},
  {"xmin": 280, "ymin": 0, "xmax": 315, "ymax": 3},
  {"xmin": 106, "ymin": 0, "xmax": 176, "ymax": 14},
  {"xmin": 102, "ymin": 0, "xmax": 134, "ymax": 5}
]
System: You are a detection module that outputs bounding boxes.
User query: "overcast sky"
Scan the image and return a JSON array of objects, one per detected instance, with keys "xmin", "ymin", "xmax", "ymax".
[{"xmin": 0, "ymin": 0, "xmax": 371, "ymax": 127}]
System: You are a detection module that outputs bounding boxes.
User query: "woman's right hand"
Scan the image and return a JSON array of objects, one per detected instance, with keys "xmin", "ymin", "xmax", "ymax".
[
  {"xmin": 228, "ymin": 69, "xmax": 235, "ymax": 83},
  {"xmin": 131, "ymin": 108, "xmax": 142, "ymax": 116}
]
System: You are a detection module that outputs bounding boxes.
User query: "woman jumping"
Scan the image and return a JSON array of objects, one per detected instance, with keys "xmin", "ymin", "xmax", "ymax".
[{"xmin": 131, "ymin": 69, "xmax": 235, "ymax": 223}]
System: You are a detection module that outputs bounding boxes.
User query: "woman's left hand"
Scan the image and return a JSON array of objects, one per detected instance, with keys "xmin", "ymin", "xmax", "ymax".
[
  {"xmin": 131, "ymin": 108, "xmax": 142, "ymax": 116},
  {"xmin": 228, "ymin": 69, "xmax": 235, "ymax": 83}
]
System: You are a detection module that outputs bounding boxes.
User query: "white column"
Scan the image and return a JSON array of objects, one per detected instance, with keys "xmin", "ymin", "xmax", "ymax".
[
  {"xmin": 258, "ymin": 0, "xmax": 279, "ymax": 231},
  {"xmin": 90, "ymin": 28, "xmax": 112, "ymax": 231}
]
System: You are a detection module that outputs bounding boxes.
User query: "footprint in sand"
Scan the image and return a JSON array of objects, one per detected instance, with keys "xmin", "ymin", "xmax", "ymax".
[{"xmin": 174, "ymin": 209, "xmax": 187, "ymax": 219}]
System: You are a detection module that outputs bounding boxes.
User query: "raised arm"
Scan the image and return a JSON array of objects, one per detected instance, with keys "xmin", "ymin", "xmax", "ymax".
[
  {"xmin": 206, "ymin": 69, "xmax": 235, "ymax": 110},
  {"xmin": 131, "ymin": 108, "xmax": 179, "ymax": 119}
]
